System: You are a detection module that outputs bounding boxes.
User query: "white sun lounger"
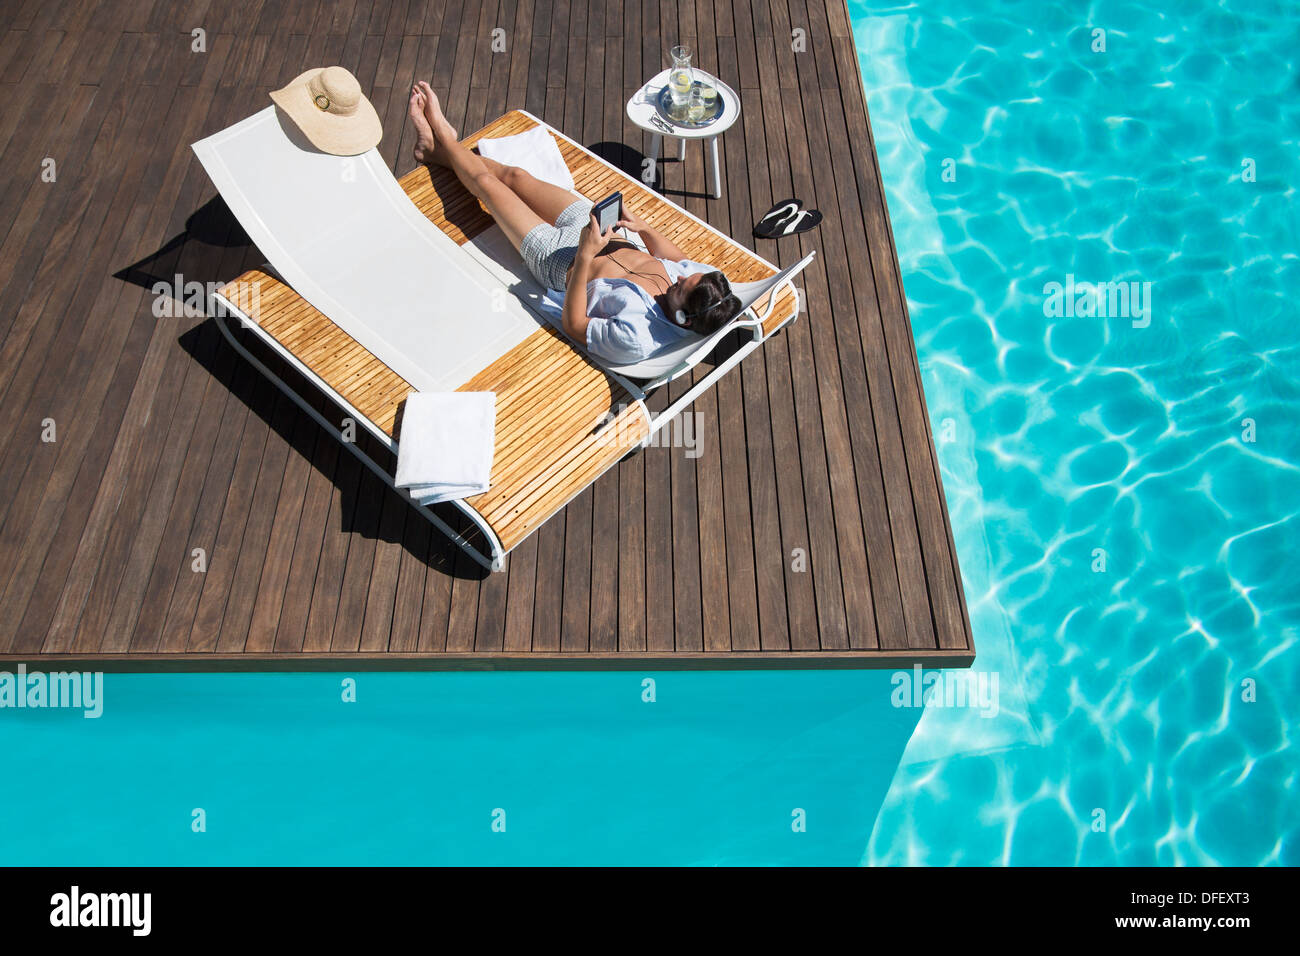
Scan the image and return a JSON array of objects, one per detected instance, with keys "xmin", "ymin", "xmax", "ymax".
[{"xmin": 192, "ymin": 106, "xmax": 812, "ymax": 570}]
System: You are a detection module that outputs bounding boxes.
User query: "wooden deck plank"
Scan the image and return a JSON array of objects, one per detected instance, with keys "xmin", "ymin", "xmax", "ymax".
[
  {"xmin": 757, "ymin": 9, "xmax": 867, "ymax": 651},
  {"xmin": 0, "ymin": 0, "xmax": 973, "ymax": 668},
  {"xmin": 709, "ymin": 33, "xmax": 761, "ymax": 654},
  {"xmin": 213, "ymin": 382, "xmax": 301, "ymax": 653},
  {"xmin": 720, "ymin": 35, "xmax": 789, "ymax": 652},
  {"xmin": 757, "ymin": 49, "xmax": 876, "ymax": 650},
  {"xmin": 790, "ymin": 0, "xmax": 919, "ymax": 649},
  {"xmin": 737, "ymin": 49, "xmax": 823, "ymax": 652},
  {"xmin": 0, "ymin": 83, "xmax": 100, "ymax": 324},
  {"xmin": 183, "ymin": 385, "xmax": 284, "ymax": 652},
  {"xmin": 270, "ymin": 421, "xmax": 343, "ymax": 653},
  {"xmin": 0, "ymin": 45, "xmax": 226, "ymax": 655},
  {"xmin": 0, "ymin": 37, "xmax": 157, "ymax": 529}
]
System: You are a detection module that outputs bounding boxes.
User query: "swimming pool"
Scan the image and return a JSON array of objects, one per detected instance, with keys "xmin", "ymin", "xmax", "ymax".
[
  {"xmin": 851, "ymin": 0, "xmax": 1299, "ymax": 864},
  {"xmin": 1, "ymin": 0, "xmax": 1295, "ymax": 866}
]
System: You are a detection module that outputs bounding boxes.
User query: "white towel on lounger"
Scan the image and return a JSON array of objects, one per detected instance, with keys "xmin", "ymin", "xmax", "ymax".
[
  {"xmin": 476, "ymin": 125, "xmax": 575, "ymax": 192},
  {"xmin": 395, "ymin": 392, "xmax": 496, "ymax": 504}
]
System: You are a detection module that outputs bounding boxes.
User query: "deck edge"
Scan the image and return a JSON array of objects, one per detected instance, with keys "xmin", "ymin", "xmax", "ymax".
[{"xmin": 2, "ymin": 651, "xmax": 976, "ymax": 672}]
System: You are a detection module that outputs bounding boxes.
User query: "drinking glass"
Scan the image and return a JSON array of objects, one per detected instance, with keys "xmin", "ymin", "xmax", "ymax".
[
  {"xmin": 699, "ymin": 81, "xmax": 718, "ymax": 114},
  {"xmin": 687, "ymin": 86, "xmax": 707, "ymax": 123}
]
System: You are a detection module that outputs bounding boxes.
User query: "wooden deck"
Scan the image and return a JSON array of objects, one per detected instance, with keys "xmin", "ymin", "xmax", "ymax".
[{"xmin": 0, "ymin": 0, "xmax": 975, "ymax": 668}]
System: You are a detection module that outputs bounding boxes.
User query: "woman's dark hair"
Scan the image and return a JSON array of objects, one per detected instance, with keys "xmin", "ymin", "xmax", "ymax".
[{"xmin": 680, "ymin": 270, "xmax": 741, "ymax": 335}]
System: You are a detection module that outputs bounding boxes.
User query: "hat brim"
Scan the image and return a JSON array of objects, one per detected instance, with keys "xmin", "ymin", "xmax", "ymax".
[{"xmin": 269, "ymin": 68, "xmax": 383, "ymax": 156}]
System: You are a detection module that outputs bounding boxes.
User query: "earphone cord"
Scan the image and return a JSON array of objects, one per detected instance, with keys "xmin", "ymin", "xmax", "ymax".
[
  {"xmin": 607, "ymin": 251, "xmax": 671, "ymax": 295},
  {"xmin": 604, "ymin": 250, "xmax": 706, "ymax": 322}
]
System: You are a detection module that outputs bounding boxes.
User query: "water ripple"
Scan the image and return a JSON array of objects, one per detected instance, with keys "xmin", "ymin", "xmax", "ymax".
[{"xmin": 851, "ymin": 0, "xmax": 1300, "ymax": 866}]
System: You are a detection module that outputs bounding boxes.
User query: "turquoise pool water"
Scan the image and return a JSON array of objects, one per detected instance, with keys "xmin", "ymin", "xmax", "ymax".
[
  {"xmin": 1, "ymin": 0, "xmax": 1296, "ymax": 866},
  {"xmin": 851, "ymin": 0, "xmax": 1299, "ymax": 864}
]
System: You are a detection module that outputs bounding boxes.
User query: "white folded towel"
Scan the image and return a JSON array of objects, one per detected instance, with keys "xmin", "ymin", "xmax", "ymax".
[
  {"xmin": 394, "ymin": 392, "xmax": 496, "ymax": 504},
  {"xmin": 476, "ymin": 125, "xmax": 575, "ymax": 192}
]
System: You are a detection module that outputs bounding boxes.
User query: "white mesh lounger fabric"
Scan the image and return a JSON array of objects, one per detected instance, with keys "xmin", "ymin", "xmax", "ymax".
[{"xmin": 193, "ymin": 106, "xmax": 542, "ymax": 393}]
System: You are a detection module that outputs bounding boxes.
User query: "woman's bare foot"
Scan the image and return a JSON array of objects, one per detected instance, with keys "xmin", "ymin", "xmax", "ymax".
[
  {"xmin": 408, "ymin": 86, "xmax": 437, "ymax": 165},
  {"xmin": 418, "ymin": 80, "xmax": 460, "ymax": 146}
]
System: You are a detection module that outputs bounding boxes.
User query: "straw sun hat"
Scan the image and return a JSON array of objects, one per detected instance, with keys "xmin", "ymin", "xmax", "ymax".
[{"xmin": 269, "ymin": 66, "xmax": 382, "ymax": 156}]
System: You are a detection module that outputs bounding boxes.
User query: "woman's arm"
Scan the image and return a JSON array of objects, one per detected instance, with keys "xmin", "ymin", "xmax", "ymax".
[
  {"xmin": 618, "ymin": 206, "xmax": 687, "ymax": 261},
  {"xmin": 562, "ymin": 214, "xmax": 614, "ymax": 343}
]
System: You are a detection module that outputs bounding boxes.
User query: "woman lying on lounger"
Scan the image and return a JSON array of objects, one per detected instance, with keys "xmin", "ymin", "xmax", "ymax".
[{"xmin": 409, "ymin": 82, "xmax": 741, "ymax": 366}]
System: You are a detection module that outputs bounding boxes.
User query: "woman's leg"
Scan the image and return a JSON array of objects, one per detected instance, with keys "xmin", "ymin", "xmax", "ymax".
[
  {"xmin": 494, "ymin": 165, "xmax": 584, "ymax": 227},
  {"xmin": 416, "ymin": 82, "xmax": 580, "ymax": 227},
  {"xmin": 411, "ymin": 85, "xmax": 542, "ymax": 251}
]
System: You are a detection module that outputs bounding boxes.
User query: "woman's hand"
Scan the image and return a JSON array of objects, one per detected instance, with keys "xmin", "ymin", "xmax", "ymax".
[
  {"xmin": 616, "ymin": 205, "xmax": 650, "ymax": 233},
  {"xmin": 577, "ymin": 214, "xmax": 616, "ymax": 261}
]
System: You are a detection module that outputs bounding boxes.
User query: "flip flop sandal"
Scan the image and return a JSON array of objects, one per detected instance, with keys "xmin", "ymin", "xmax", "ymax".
[
  {"xmin": 771, "ymin": 207, "xmax": 823, "ymax": 237},
  {"xmin": 753, "ymin": 198, "xmax": 802, "ymax": 238}
]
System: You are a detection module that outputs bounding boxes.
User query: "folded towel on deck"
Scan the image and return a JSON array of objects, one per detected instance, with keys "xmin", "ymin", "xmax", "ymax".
[
  {"xmin": 394, "ymin": 392, "xmax": 496, "ymax": 504},
  {"xmin": 476, "ymin": 125, "xmax": 575, "ymax": 192}
]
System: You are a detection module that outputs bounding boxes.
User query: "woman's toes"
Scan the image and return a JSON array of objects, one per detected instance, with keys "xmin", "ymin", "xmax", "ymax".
[{"xmin": 409, "ymin": 94, "xmax": 437, "ymax": 164}]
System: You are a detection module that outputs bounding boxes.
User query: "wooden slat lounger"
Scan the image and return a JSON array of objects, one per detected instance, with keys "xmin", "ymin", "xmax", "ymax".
[{"xmin": 197, "ymin": 109, "xmax": 808, "ymax": 570}]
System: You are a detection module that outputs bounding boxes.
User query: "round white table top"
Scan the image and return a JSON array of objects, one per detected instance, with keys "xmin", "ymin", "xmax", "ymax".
[{"xmin": 626, "ymin": 68, "xmax": 741, "ymax": 140}]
